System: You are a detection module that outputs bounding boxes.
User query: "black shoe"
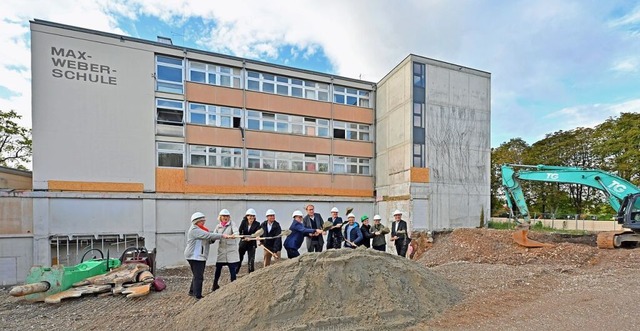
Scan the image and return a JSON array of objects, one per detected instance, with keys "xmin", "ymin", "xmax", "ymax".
[
  {"xmin": 211, "ymin": 284, "xmax": 220, "ymax": 291},
  {"xmin": 188, "ymin": 292, "xmax": 194, "ymax": 297}
]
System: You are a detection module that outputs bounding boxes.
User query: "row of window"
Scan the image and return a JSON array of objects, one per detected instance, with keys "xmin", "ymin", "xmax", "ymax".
[
  {"xmin": 157, "ymin": 99, "xmax": 372, "ymax": 141},
  {"xmin": 157, "ymin": 143, "xmax": 371, "ymax": 175},
  {"xmin": 156, "ymin": 55, "xmax": 372, "ymax": 108},
  {"xmin": 413, "ymin": 62, "xmax": 426, "ymax": 168}
]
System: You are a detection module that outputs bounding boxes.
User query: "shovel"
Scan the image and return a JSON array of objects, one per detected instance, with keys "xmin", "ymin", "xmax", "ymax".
[
  {"xmin": 261, "ymin": 246, "xmax": 280, "ymax": 260},
  {"xmin": 243, "ymin": 229, "xmax": 291, "ymax": 241}
]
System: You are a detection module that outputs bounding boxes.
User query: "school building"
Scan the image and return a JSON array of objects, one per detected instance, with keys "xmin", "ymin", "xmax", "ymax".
[{"xmin": 0, "ymin": 19, "xmax": 490, "ymax": 285}]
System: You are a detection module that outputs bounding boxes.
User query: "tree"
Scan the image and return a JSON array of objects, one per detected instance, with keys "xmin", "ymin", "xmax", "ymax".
[
  {"xmin": 593, "ymin": 112, "xmax": 640, "ymax": 185},
  {"xmin": 490, "ymin": 138, "xmax": 530, "ymax": 215},
  {"xmin": 0, "ymin": 110, "xmax": 32, "ymax": 170}
]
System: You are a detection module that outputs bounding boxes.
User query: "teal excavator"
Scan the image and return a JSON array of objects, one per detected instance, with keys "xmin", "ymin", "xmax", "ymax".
[{"xmin": 501, "ymin": 164, "xmax": 640, "ymax": 248}]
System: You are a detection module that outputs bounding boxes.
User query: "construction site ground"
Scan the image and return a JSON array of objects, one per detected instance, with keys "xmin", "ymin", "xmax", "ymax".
[{"xmin": 2, "ymin": 228, "xmax": 639, "ymax": 330}]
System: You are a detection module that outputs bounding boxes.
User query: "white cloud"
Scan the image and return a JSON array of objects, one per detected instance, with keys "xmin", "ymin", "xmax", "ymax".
[
  {"xmin": 1, "ymin": 0, "xmax": 639, "ymax": 150},
  {"xmin": 611, "ymin": 57, "xmax": 639, "ymax": 73}
]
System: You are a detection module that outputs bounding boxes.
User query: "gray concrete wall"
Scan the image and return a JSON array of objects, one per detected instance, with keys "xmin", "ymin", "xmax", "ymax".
[
  {"xmin": 1, "ymin": 191, "xmax": 374, "ymax": 285},
  {"xmin": 31, "ymin": 23, "xmax": 156, "ymax": 191},
  {"xmin": 375, "ymin": 55, "xmax": 490, "ymax": 232},
  {"xmin": 423, "ymin": 61, "xmax": 491, "ymax": 230}
]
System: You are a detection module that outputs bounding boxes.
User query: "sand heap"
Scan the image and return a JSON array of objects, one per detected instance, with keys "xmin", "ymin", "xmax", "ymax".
[{"xmin": 175, "ymin": 248, "xmax": 461, "ymax": 331}]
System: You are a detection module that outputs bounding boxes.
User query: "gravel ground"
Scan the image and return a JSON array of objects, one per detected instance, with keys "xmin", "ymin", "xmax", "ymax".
[{"xmin": 2, "ymin": 228, "xmax": 639, "ymax": 330}]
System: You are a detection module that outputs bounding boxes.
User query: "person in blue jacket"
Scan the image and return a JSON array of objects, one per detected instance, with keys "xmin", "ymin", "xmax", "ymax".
[
  {"xmin": 343, "ymin": 213, "xmax": 363, "ymax": 248},
  {"xmin": 284, "ymin": 210, "xmax": 323, "ymax": 258}
]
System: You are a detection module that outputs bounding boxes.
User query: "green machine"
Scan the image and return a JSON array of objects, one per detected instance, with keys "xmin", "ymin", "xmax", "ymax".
[{"xmin": 10, "ymin": 249, "xmax": 121, "ymax": 302}]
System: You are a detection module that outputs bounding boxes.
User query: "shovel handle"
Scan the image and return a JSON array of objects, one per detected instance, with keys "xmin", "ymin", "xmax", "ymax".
[{"xmin": 262, "ymin": 246, "xmax": 279, "ymax": 260}]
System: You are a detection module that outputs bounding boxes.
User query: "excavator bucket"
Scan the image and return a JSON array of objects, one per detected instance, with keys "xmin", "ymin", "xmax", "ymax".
[{"xmin": 512, "ymin": 229, "xmax": 549, "ymax": 248}]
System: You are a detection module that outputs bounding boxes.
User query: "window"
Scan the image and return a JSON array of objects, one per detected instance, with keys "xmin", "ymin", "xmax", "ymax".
[
  {"xmin": 246, "ymin": 71, "xmax": 329, "ymax": 102},
  {"xmin": 413, "ymin": 144, "xmax": 424, "ymax": 168},
  {"xmin": 189, "ymin": 145, "xmax": 242, "ymax": 168},
  {"xmin": 245, "ymin": 110, "xmax": 329, "ymax": 137},
  {"xmin": 156, "ymin": 55, "xmax": 183, "ymax": 93},
  {"xmin": 246, "ymin": 150, "xmax": 329, "ymax": 173},
  {"xmin": 333, "ymin": 121, "xmax": 370, "ymax": 141},
  {"xmin": 156, "ymin": 99, "xmax": 184, "ymax": 126},
  {"xmin": 157, "ymin": 142, "xmax": 184, "ymax": 167},
  {"xmin": 333, "ymin": 85, "xmax": 371, "ymax": 108},
  {"xmin": 413, "ymin": 62, "xmax": 426, "ymax": 168},
  {"xmin": 333, "ymin": 156, "xmax": 371, "ymax": 175},
  {"xmin": 188, "ymin": 61, "xmax": 242, "ymax": 88},
  {"xmin": 188, "ymin": 103, "xmax": 242, "ymax": 128}
]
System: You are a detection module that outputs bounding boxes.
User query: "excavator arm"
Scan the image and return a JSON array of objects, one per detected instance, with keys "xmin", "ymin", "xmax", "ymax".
[{"xmin": 501, "ymin": 164, "xmax": 640, "ymax": 248}]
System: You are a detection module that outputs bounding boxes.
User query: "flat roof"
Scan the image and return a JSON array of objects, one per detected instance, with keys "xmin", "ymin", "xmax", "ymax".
[
  {"xmin": 31, "ymin": 19, "xmax": 377, "ymax": 86},
  {"xmin": 0, "ymin": 165, "xmax": 32, "ymax": 177}
]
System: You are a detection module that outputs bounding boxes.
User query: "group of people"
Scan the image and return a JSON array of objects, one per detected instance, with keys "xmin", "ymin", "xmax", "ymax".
[{"xmin": 183, "ymin": 205, "xmax": 411, "ymax": 299}]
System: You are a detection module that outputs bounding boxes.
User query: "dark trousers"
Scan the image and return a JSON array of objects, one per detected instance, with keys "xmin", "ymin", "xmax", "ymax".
[
  {"xmin": 308, "ymin": 240, "xmax": 323, "ymax": 252},
  {"xmin": 395, "ymin": 240, "xmax": 408, "ymax": 257},
  {"xmin": 326, "ymin": 234, "xmax": 342, "ymax": 249},
  {"xmin": 212, "ymin": 262, "xmax": 239, "ymax": 289},
  {"xmin": 238, "ymin": 243, "xmax": 256, "ymax": 273},
  {"xmin": 373, "ymin": 245, "xmax": 386, "ymax": 252},
  {"xmin": 286, "ymin": 247, "xmax": 300, "ymax": 258},
  {"xmin": 187, "ymin": 259, "xmax": 206, "ymax": 299}
]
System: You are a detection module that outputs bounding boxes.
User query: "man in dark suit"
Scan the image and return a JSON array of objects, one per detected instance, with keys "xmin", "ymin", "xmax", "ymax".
[
  {"xmin": 390, "ymin": 209, "xmax": 410, "ymax": 257},
  {"xmin": 302, "ymin": 204, "xmax": 324, "ymax": 252},
  {"xmin": 259, "ymin": 209, "xmax": 282, "ymax": 267}
]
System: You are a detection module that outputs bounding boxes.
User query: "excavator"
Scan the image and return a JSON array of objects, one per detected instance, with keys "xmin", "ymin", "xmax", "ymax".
[{"xmin": 501, "ymin": 164, "xmax": 640, "ymax": 249}]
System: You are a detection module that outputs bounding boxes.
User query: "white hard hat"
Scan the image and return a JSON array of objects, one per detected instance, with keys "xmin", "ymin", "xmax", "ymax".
[
  {"xmin": 347, "ymin": 213, "xmax": 355, "ymax": 219},
  {"xmin": 373, "ymin": 215, "xmax": 382, "ymax": 220},
  {"xmin": 245, "ymin": 208, "xmax": 256, "ymax": 216},
  {"xmin": 393, "ymin": 209, "xmax": 402, "ymax": 216},
  {"xmin": 219, "ymin": 209, "xmax": 231, "ymax": 216},
  {"xmin": 191, "ymin": 212, "xmax": 205, "ymax": 223},
  {"xmin": 265, "ymin": 209, "xmax": 276, "ymax": 216},
  {"xmin": 330, "ymin": 207, "xmax": 339, "ymax": 213},
  {"xmin": 292, "ymin": 210, "xmax": 303, "ymax": 218}
]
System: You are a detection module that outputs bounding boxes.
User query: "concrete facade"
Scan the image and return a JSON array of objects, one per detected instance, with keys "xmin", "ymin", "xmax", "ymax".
[
  {"xmin": 376, "ymin": 55, "xmax": 491, "ymax": 232},
  {"xmin": 0, "ymin": 20, "xmax": 491, "ymax": 285}
]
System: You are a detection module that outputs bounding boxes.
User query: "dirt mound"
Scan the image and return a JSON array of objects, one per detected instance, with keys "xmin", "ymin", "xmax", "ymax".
[
  {"xmin": 174, "ymin": 248, "xmax": 461, "ymax": 331},
  {"xmin": 420, "ymin": 228, "xmax": 599, "ymax": 267}
]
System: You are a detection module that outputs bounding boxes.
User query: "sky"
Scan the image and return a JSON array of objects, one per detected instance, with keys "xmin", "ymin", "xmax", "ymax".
[{"xmin": 1, "ymin": 0, "xmax": 639, "ymax": 148}]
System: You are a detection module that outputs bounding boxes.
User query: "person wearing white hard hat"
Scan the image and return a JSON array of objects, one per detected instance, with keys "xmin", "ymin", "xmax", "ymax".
[
  {"xmin": 184, "ymin": 212, "xmax": 231, "ymax": 299},
  {"xmin": 260, "ymin": 209, "xmax": 282, "ymax": 267},
  {"xmin": 211, "ymin": 208, "xmax": 240, "ymax": 292},
  {"xmin": 390, "ymin": 210, "xmax": 411, "ymax": 257},
  {"xmin": 370, "ymin": 215, "xmax": 390, "ymax": 252},
  {"xmin": 343, "ymin": 213, "xmax": 363, "ymax": 248},
  {"xmin": 238, "ymin": 208, "xmax": 261, "ymax": 274},
  {"xmin": 326, "ymin": 207, "xmax": 344, "ymax": 249},
  {"xmin": 284, "ymin": 210, "xmax": 322, "ymax": 258}
]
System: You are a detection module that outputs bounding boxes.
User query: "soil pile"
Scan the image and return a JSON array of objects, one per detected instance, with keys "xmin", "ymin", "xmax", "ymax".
[
  {"xmin": 174, "ymin": 248, "xmax": 461, "ymax": 331},
  {"xmin": 420, "ymin": 228, "xmax": 599, "ymax": 267}
]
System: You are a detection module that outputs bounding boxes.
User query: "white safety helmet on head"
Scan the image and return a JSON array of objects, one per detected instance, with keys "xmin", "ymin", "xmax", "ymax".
[
  {"xmin": 393, "ymin": 209, "xmax": 403, "ymax": 216},
  {"xmin": 265, "ymin": 209, "xmax": 276, "ymax": 216},
  {"xmin": 292, "ymin": 210, "xmax": 304, "ymax": 218},
  {"xmin": 373, "ymin": 214, "xmax": 382, "ymax": 221},
  {"xmin": 330, "ymin": 207, "xmax": 339, "ymax": 213},
  {"xmin": 347, "ymin": 213, "xmax": 356, "ymax": 219},
  {"xmin": 191, "ymin": 212, "xmax": 206, "ymax": 223},
  {"xmin": 245, "ymin": 208, "xmax": 256, "ymax": 216},
  {"xmin": 219, "ymin": 209, "xmax": 231, "ymax": 216}
]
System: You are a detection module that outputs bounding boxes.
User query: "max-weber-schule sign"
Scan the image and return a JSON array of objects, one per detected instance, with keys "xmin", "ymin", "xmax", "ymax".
[{"xmin": 50, "ymin": 46, "xmax": 118, "ymax": 85}]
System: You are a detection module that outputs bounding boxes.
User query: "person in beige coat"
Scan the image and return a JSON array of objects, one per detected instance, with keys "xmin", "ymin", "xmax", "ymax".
[
  {"xmin": 184, "ymin": 212, "xmax": 230, "ymax": 299},
  {"xmin": 211, "ymin": 208, "xmax": 240, "ymax": 291}
]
